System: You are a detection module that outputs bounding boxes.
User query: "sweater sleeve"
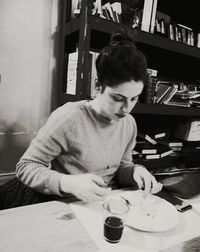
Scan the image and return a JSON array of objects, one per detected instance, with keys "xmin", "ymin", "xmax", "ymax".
[
  {"xmin": 115, "ymin": 115, "xmax": 138, "ymax": 187},
  {"xmin": 16, "ymin": 109, "xmax": 70, "ymax": 196}
]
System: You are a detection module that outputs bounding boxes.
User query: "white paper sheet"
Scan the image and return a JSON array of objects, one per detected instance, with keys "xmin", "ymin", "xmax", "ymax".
[
  {"xmin": 70, "ymin": 191, "xmax": 200, "ymax": 251},
  {"xmin": 70, "ymin": 203, "xmax": 154, "ymax": 252}
]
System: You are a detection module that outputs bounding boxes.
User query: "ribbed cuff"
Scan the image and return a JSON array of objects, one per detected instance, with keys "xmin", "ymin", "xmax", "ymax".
[{"xmin": 48, "ymin": 172, "xmax": 63, "ymax": 196}]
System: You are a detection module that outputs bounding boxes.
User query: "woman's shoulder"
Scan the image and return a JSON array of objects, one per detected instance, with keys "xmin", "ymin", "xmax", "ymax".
[
  {"xmin": 44, "ymin": 101, "xmax": 87, "ymax": 129},
  {"xmin": 124, "ymin": 114, "xmax": 137, "ymax": 128},
  {"xmin": 51, "ymin": 100, "xmax": 86, "ymax": 119}
]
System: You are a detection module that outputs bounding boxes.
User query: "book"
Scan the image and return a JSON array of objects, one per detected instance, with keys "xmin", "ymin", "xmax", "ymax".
[
  {"xmin": 149, "ymin": 0, "xmax": 158, "ymax": 33},
  {"xmin": 137, "ymin": 133, "xmax": 157, "ymax": 145},
  {"xmin": 149, "ymin": 131, "xmax": 166, "ymax": 139},
  {"xmin": 103, "ymin": 2, "xmax": 115, "ymax": 22},
  {"xmin": 133, "ymin": 143, "xmax": 173, "ymax": 159},
  {"xmin": 135, "ymin": 141, "xmax": 173, "ymax": 157},
  {"xmin": 166, "ymin": 93, "xmax": 191, "ymax": 107},
  {"xmin": 71, "ymin": 0, "xmax": 81, "ymax": 18},
  {"xmin": 157, "ymin": 137, "xmax": 183, "ymax": 147},
  {"xmin": 169, "ymin": 146, "xmax": 182, "ymax": 152},
  {"xmin": 111, "ymin": 2, "xmax": 122, "ymax": 23},
  {"xmin": 90, "ymin": 51, "xmax": 99, "ymax": 99},
  {"xmin": 162, "ymin": 85, "xmax": 178, "ymax": 104},
  {"xmin": 92, "ymin": 0, "xmax": 104, "ymax": 18},
  {"xmin": 66, "ymin": 51, "xmax": 78, "ymax": 95},
  {"xmin": 135, "ymin": 142, "xmax": 158, "ymax": 154},
  {"xmin": 140, "ymin": 153, "xmax": 160, "ymax": 159},
  {"xmin": 158, "ymin": 146, "xmax": 173, "ymax": 158},
  {"xmin": 190, "ymin": 98, "xmax": 200, "ymax": 107},
  {"xmin": 102, "ymin": 5, "xmax": 111, "ymax": 20},
  {"xmin": 141, "ymin": 0, "xmax": 154, "ymax": 32},
  {"xmin": 169, "ymin": 24, "xmax": 175, "ymax": 40},
  {"xmin": 144, "ymin": 68, "xmax": 158, "ymax": 103},
  {"xmin": 174, "ymin": 119, "xmax": 200, "ymax": 141},
  {"xmin": 155, "ymin": 81, "xmax": 172, "ymax": 103},
  {"xmin": 155, "ymin": 11, "xmax": 171, "ymax": 36},
  {"xmin": 167, "ymin": 101, "xmax": 190, "ymax": 107},
  {"xmin": 132, "ymin": 151, "xmax": 160, "ymax": 160}
]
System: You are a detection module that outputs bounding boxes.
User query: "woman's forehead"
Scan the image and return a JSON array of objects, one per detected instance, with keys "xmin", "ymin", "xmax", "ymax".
[{"xmin": 105, "ymin": 80, "xmax": 144, "ymax": 97}]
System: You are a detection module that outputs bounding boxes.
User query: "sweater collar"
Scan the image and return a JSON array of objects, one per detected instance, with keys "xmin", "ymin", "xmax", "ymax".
[{"xmin": 84, "ymin": 100, "xmax": 115, "ymax": 125}]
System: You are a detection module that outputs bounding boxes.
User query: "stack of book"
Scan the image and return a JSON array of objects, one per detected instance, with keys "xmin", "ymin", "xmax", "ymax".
[
  {"xmin": 154, "ymin": 11, "xmax": 196, "ymax": 47},
  {"xmin": 133, "ymin": 132, "xmax": 174, "ymax": 160},
  {"xmin": 156, "ymin": 136, "xmax": 183, "ymax": 152},
  {"xmin": 153, "ymin": 81, "xmax": 200, "ymax": 107},
  {"xmin": 154, "ymin": 81, "xmax": 178, "ymax": 105},
  {"xmin": 143, "ymin": 68, "xmax": 158, "ymax": 104}
]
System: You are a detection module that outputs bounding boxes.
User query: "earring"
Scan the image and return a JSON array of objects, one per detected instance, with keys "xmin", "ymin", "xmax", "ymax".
[{"xmin": 95, "ymin": 80, "xmax": 102, "ymax": 91}]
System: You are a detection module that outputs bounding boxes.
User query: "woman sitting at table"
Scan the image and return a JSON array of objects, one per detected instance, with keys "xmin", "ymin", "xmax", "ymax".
[{"xmin": 0, "ymin": 27, "xmax": 162, "ymax": 210}]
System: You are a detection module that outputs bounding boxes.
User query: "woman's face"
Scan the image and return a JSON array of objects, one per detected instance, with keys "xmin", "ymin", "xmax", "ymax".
[{"xmin": 97, "ymin": 80, "xmax": 144, "ymax": 121}]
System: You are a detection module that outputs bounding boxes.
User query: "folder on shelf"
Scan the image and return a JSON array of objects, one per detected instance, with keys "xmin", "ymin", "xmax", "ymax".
[
  {"xmin": 66, "ymin": 51, "xmax": 78, "ymax": 95},
  {"xmin": 149, "ymin": 0, "xmax": 158, "ymax": 33},
  {"xmin": 90, "ymin": 51, "xmax": 99, "ymax": 99},
  {"xmin": 141, "ymin": 0, "xmax": 154, "ymax": 32}
]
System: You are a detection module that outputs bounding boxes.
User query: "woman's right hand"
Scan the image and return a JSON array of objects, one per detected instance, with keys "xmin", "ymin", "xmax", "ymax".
[{"xmin": 59, "ymin": 173, "xmax": 111, "ymax": 202}]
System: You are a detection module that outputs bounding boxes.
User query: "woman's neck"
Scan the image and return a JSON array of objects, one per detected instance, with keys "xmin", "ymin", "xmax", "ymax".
[
  {"xmin": 88, "ymin": 98, "xmax": 101, "ymax": 114},
  {"xmin": 87, "ymin": 98, "xmax": 113, "ymax": 123}
]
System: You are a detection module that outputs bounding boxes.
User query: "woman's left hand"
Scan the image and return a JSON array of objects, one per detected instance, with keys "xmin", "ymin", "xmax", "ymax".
[{"xmin": 133, "ymin": 164, "xmax": 163, "ymax": 197}]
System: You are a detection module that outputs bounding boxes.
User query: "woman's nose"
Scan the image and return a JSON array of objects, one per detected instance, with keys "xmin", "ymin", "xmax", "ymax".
[{"xmin": 121, "ymin": 100, "xmax": 131, "ymax": 112}]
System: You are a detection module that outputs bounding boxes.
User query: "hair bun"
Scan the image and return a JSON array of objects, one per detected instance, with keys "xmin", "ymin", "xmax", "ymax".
[{"xmin": 110, "ymin": 27, "xmax": 136, "ymax": 46}]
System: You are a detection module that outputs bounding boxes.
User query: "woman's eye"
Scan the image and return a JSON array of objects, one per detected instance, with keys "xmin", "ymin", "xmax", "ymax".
[
  {"xmin": 113, "ymin": 97, "xmax": 123, "ymax": 102},
  {"xmin": 131, "ymin": 97, "xmax": 138, "ymax": 102}
]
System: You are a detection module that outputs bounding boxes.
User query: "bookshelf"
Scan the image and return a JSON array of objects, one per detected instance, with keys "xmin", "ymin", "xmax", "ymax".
[
  {"xmin": 58, "ymin": 0, "xmax": 200, "ymax": 169},
  {"xmin": 65, "ymin": 15, "xmax": 200, "ymax": 58}
]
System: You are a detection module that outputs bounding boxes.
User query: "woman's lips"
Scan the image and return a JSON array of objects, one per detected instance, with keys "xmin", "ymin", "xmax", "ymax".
[{"xmin": 115, "ymin": 113, "xmax": 127, "ymax": 118}]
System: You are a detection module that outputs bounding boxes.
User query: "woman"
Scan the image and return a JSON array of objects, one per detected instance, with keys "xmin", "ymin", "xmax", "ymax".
[{"xmin": 0, "ymin": 27, "xmax": 162, "ymax": 209}]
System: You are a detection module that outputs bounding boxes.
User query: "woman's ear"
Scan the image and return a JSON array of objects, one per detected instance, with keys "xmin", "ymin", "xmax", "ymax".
[{"xmin": 95, "ymin": 81, "xmax": 102, "ymax": 92}]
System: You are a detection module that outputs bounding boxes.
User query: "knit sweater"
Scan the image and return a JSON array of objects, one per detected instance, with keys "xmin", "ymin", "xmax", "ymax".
[{"xmin": 16, "ymin": 100, "xmax": 137, "ymax": 196}]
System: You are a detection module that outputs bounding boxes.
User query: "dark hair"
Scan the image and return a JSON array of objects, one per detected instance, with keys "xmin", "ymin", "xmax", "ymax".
[{"xmin": 96, "ymin": 27, "xmax": 148, "ymax": 91}]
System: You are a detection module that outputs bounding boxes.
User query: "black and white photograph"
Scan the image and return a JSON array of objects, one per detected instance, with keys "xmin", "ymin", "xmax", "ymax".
[{"xmin": 0, "ymin": 0, "xmax": 200, "ymax": 251}]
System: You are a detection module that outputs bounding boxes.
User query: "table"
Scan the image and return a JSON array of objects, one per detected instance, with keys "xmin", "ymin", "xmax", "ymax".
[
  {"xmin": 0, "ymin": 190, "xmax": 200, "ymax": 252},
  {"xmin": 0, "ymin": 200, "xmax": 98, "ymax": 252},
  {"xmin": 161, "ymin": 237, "xmax": 200, "ymax": 252}
]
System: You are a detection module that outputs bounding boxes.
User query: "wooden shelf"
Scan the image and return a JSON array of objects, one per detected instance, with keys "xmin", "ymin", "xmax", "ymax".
[
  {"xmin": 59, "ymin": 93, "xmax": 200, "ymax": 117},
  {"xmin": 135, "ymin": 30, "xmax": 200, "ymax": 59},
  {"xmin": 134, "ymin": 152, "xmax": 200, "ymax": 169},
  {"xmin": 64, "ymin": 18, "xmax": 81, "ymax": 35},
  {"xmin": 133, "ymin": 103, "xmax": 200, "ymax": 116}
]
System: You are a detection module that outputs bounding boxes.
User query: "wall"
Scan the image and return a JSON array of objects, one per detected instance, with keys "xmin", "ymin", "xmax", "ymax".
[{"xmin": 0, "ymin": 0, "xmax": 60, "ymax": 173}]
